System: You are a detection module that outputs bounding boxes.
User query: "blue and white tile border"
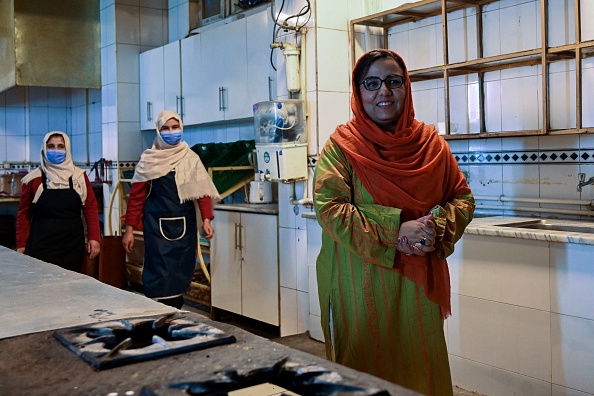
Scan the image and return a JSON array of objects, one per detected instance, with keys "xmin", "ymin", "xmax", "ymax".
[{"xmin": 453, "ymin": 149, "xmax": 594, "ymax": 165}]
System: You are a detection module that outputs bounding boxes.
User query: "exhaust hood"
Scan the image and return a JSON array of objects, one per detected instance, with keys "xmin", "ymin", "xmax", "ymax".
[{"xmin": 0, "ymin": 0, "xmax": 100, "ymax": 93}]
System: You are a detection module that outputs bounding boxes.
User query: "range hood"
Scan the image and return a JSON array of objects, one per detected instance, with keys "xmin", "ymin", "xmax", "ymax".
[{"xmin": 0, "ymin": 0, "xmax": 100, "ymax": 93}]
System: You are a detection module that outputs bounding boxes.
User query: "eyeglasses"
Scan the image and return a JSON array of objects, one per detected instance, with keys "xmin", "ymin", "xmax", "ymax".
[{"xmin": 360, "ymin": 74, "xmax": 405, "ymax": 91}]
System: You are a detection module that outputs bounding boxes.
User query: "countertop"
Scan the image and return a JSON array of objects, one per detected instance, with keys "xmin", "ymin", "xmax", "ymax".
[
  {"xmin": 299, "ymin": 211, "xmax": 594, "ymax": 246},
  {"xmin": 0, "ymin": 246, "xmax": 418, "ymax": 396},
  {"xmin": 466, "ymin": 216, "xmax": 594, "ymax": 245},
  {"xmin": 214, "ymin": 202, "xmax": 278, "ymax": 214},
  {"xmin": 301, "ymin": 211, "xmax": 316, "ymax": 219},
  {"xmin": 0, "ymin": 247, "xmax": 175, "ymax": 340}
]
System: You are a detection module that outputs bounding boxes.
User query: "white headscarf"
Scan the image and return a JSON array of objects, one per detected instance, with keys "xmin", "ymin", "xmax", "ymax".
[
  {"xmin": 132, "ymin": 110, "xmax": 220, "ymax": 203},
  {"xmin": 21, "ymin": 131, "xmax": 87, "ymax": 204}
]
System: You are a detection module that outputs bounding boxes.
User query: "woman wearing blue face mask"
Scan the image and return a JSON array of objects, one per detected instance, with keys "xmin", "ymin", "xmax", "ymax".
[
  {"xmin": 122, "ymin": 110, "xmax": 220, "ymax": 309},
  {"xmin": 16, "ymin": 131, "xmax": 101, "ymax": 272}
]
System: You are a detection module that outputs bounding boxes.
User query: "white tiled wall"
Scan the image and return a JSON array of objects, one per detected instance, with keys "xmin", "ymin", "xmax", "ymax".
[{"xmin": 0, "ymin": 86, "xmax": 101, "ymax": 167}]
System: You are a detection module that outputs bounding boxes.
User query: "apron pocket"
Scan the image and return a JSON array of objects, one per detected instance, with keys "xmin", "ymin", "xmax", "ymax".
[{"xmin": 159, "ymin": 217, "xmax": 186, "ymax": 241}]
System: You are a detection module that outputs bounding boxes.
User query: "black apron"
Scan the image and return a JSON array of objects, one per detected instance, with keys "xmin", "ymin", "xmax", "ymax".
[
  {"xmin": 25, "ymin": 171, "xmax": 85, "ymax": 272},
  {"xmin": 142, "ymin": 171, "xmax": 197, "ymax": 298}
]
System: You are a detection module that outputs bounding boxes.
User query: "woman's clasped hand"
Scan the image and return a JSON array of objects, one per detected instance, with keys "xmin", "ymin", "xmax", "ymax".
[{"xmin": 396, "ymin": 213, "xmax": 436, "ymax": 256}]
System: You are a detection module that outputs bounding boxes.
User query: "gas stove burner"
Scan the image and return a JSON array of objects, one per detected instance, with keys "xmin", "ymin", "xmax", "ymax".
[
  {"xmin": 53, "ymin": 314, "xmax": 236, "ymax": 370},
  {"xmin": 139, "ymin": 358, "xmax": 390, "ymax": 396}
]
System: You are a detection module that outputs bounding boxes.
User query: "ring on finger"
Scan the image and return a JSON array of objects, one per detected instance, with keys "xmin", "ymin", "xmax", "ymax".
[{"xmin": 419, "ymin": 237, "xmax": 427, "ymax": 246}]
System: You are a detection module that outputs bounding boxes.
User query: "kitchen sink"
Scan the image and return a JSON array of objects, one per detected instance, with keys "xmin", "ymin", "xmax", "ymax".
[{"xmin": 496, "ymin": 219, "xmax": 594, "ymax": 233}]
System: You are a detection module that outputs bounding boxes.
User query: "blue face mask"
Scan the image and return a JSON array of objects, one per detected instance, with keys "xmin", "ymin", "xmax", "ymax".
[
  {"xmin": 46, "ymin": 149, "xmax": 67, "ymax": 164},
  {"xmin": 161, "ymin": 130, "xmax": 182, "ymax": 145}
]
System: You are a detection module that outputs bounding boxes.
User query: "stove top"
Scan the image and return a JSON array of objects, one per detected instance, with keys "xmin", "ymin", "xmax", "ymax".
[
  {"xmin": 139, "ymin": 358, "xmax": 390, "ymax": 396},
  {"xmin": 53, "ymin": 313, "xmax": 236, "ymax": 370}
]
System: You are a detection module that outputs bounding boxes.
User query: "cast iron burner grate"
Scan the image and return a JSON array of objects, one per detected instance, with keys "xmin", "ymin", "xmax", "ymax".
[
  {"xmin": 139, "ymin": 357, "xmax": 390, "ymax": 396},
  {"xmin": 53, "ymin": 314, "xmax": 236, "ymax": 370}
]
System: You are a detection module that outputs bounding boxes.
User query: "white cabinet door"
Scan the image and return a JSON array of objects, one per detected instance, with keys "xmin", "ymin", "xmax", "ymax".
[
  {"xmin": 211, "ymin": 210, "xmax": 279, "ymax": 326},
  {"xmin": 140, "ymin": 46, "xmax": 164, "ymax": 130},
  {"xmin": 246, "ymin": 10, "xmax": 275, "ymax": 106},
  {"xmin": 241, "ymin": 213, "xmax": 279, "ymax": 326},
  {"xmin": 220, "ymin": 19, "xmax": 249, "ymax": 120},
  {"xmin": 180, "ymin": 34, "xmax": 202, "ymax": 126},
  {"xmin": 198, "ymin": 19, "xmax": 249, "ymax": 123},
  {"xmin": 163, "ymin": 41, "xmax": 182, "ymax": 119},
  {"xmin": 211, "ymin": 210, "xmax": 242, "ymax": 315},
  {"xmin": 195, "ymin": 26, "xmax": 226, "ymax": 124}
]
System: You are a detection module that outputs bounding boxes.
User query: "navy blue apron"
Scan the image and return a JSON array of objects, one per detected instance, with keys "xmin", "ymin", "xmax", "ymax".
[
  {"xmin": 142, "ymin": 171, "xmax": 197, "ymax": 298},
  {"xmin": 25, "ymin": 171, "xmax": 85, "ymax": 272}
]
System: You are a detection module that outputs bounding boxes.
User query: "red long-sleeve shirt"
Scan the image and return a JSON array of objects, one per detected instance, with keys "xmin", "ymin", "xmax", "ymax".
[
  {"xmin": 124, "ymin": 181, "xmax": 214, "ymax": 230},
  {"xmin": 16, "ymin": 173, "xmax": 101, "ymax": 249}
]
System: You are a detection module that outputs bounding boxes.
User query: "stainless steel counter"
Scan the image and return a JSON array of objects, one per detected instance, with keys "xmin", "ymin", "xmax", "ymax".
[
  {"xmin": 215, "ymin": 202, "xmax": 278, "ymax": 214},
  {"xmin": 0, "ymin": 246, "xmax": 175, "ymax": 340},
  {"xmin": 466, "ymin": 216, "xmax": 594, "ymax": 245}
]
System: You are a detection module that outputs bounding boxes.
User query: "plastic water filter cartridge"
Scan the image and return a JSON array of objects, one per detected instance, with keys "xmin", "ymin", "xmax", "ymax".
[{"xmin": 282, "ymin": 44, "xmax": 301, "ymax": 93}]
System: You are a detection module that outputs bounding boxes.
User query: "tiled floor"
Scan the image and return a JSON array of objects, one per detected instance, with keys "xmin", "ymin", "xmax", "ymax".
[{"xmin": 183, "ymin": 300, "xmax": 482, "ymax": 396}]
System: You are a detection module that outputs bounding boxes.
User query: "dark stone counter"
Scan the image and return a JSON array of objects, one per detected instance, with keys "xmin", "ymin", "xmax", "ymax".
[{"xmin": 0, "ymin": 311, "xmax": 418, "ymax": 396}]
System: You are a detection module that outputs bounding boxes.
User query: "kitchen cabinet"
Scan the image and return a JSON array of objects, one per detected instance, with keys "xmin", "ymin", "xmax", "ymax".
[
  {"xmin": 181, "ymin": 7, "xmax": 274, "ymax": 125},
  {"xmin": 195, "ymin": 19, "xmax": 249, "ymax": 123},
  {"xmin": 139, "ymin": 41, "xmax": 182, "ymax": 130},
  {"xmin": 211, "ymin": 210, "xmax": 279, "ymax": 326},
  {"xmin": 246, "ymin": 9, "xmax": 275, "ymax": 105},
  {"xmin": 180, "ymin": 34, "xmax": 202, "ymax": 126},
  {"xmin": 140, "ymin": 46, "xmax": 164, "ymax": 130},
  {"xmin": 350, "ymin": 0, "xmax": 594, "ymax": 138},
  {"xmin": 141, "ymin": 8, "xmax": 274, "ymax": 127}
]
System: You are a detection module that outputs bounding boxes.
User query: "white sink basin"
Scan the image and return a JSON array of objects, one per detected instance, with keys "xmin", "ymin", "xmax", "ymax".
[{"xmin": 496, "ymin": 219, "xmax": 594, "ymax": 234}]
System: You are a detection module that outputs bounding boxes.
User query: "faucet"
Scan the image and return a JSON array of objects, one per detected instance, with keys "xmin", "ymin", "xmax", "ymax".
[{"xmin": 577, "ymin": 173, "xmax": 594, "ymax": 192}]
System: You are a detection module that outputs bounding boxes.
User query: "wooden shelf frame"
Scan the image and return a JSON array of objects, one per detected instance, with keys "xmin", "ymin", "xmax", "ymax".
[{"xmin": 350, "ymin": 0, "xmax": 594, "ymax": 139}]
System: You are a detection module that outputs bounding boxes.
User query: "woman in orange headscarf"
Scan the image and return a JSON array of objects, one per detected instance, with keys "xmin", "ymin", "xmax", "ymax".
[{"xmin": 313, "ymin": 49, "xmax": 475, "ymax": 395}]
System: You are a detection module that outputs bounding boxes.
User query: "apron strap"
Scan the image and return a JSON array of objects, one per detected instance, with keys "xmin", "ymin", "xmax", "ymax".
[{"xmin": 41, "ymin": 170, "xmax": 75, "ymax": 189}]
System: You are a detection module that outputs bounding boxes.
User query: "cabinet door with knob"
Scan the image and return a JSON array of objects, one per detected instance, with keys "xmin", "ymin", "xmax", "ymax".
[{"xmin": 211, "ymin": 210, "xmax": 279, "ymax": 326}]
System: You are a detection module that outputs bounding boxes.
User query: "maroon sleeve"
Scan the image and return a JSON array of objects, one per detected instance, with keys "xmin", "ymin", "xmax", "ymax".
[
  {"xmin": 82, "ymin": 174, "xmax": 101, "ymax": 242},
  {"xmin": 15, "ymin": 178, "xmax": 40, "ymax": 249},
  {"xmin": 198, "ymin": 196, "xmax": 214, "ymax": 220},
  {"xmin": 124, "ymin": 182, "xmax": 149, "ymax": 229}
]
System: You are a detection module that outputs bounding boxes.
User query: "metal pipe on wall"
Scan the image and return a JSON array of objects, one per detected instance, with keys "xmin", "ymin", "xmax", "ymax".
[
  {"xmin": 476, "ymin": 204, "xmax": 594, "ymax": 217},
  {"xmin": 475, "ymin": 195, "xmax": 593, "ymax": 207}
]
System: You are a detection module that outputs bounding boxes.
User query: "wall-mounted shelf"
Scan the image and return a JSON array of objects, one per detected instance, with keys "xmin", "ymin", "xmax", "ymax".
[{"xmin": 350, "ymin": 0, "xmax": 594, "ymax": 139}]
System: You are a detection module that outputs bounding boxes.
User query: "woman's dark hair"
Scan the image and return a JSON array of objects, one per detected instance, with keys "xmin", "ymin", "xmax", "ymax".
[
  {"xmin": 48, "ymin": 133, "xmax": 64, "ymax": 141},
  {"xmin": 353, "ymin": 49, "xmax": 406, "ymax": 86}
]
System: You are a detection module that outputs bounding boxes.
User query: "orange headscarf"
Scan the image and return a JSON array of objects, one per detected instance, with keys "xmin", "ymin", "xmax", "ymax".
[{"xmin": 330, "ymin": 49, "xmax": 471, "ymax": 317}]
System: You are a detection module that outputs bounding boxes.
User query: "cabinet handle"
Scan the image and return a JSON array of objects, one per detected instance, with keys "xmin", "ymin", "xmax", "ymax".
[
  {"xmin": 147, "ymin": 101, "xmax": 152, "ymax": 122},
  {"xmin": 238, "ymin": 223, "xmax": 243, "ymax": 251},
  {"xmin": 176, "ymin": 96, "xmax": 180, "ymax": 115},
  {"xmin": 234, "ymin": 223, "xmax": 239, "ymax": 250},
  {"xmin": 268, "ymin": 77, "xmax": 274, "ymax": 101},
  {"xmin": 222, "ymin": 87, "xmax": 228, "ymax": 111},
  {"xmin": 218, "ymin": 87, "xmax": 223, "ymax": 111},
  {"xmin": 180, "ymin": 96, "xmax": 185, "ymax": 119}
]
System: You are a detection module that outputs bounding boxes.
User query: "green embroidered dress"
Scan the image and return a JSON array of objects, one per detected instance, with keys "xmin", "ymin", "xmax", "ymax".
[{"xmin": 314, "ymin": 139, "xmax": 475, "ymax": 395}]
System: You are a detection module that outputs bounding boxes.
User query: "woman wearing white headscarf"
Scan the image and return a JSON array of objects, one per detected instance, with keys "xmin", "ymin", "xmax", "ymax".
[
  {"xmin": 16, "ymin": 131, "xmax": 101, "ymax": 271},
  {"xmin": 122, "ymin": 110, "xmax": 220, "ymax": 309}
]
